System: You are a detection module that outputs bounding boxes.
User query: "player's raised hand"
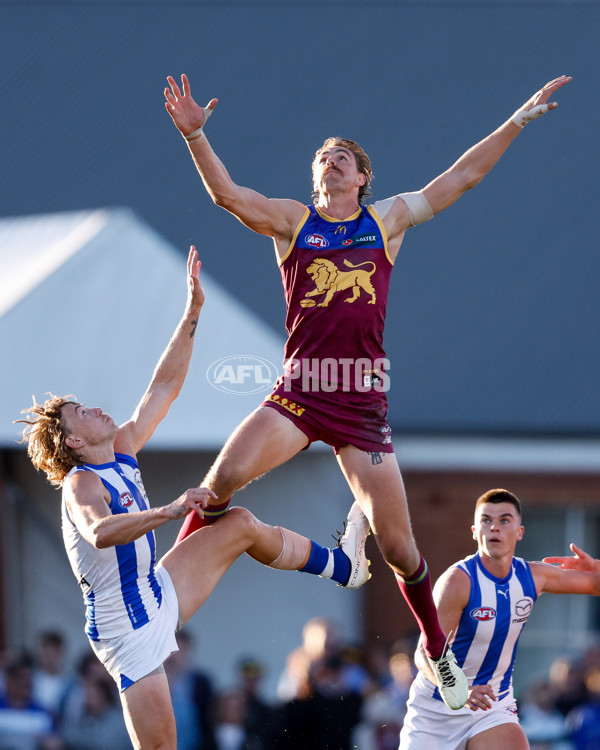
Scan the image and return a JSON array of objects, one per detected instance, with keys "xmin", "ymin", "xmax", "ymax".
[
  {"xmin": 525, "ymin": 75, "xmax": 572, "ymax": 111},
  {"xmin": 511, "ymin": 75, "xmax": 572, "ymax": 127},
  {"xmin": 543, "ymin": 542, "xmax": 600, "ymax": 573},
  {"xmin": 186, "ymin": 245, "xmax": 205, "ymax": 311},
  {"xmin": 165, "ymin": 74, "xmax": 218, "ymax": 138}
]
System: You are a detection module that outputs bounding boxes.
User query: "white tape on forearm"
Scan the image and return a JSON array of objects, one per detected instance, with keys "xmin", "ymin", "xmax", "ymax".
[
  {"xmin": 398, "ymin": 191, "xmax": 434, "ymax": 226},
  {"xmin": 184, "ymin": 105, "xmax": 214, "ymax": 142},
  {"xmin": 510, "ymin": 104, "xmax": 549, "ymax": 128}
]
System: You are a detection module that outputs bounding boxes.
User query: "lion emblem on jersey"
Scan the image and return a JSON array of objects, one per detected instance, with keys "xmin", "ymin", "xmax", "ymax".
[{"xmin": 302, "ymin": 258, "xmax": 377, "ymax": 308}]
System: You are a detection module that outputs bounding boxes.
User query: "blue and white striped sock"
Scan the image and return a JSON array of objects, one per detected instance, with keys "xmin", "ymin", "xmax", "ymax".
[{"xmin": 300, "ymin": 541, "xmax": 351, "ymax": 585}]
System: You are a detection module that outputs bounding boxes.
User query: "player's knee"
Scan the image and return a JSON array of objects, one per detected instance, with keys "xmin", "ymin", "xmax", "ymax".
[
  {"xmin": 123, "ymin": 707, "xmax": 175, "ymax": 750},
  {"xmin": 224, "ymin": 506, "xmax": 260, "ymax": 542}
]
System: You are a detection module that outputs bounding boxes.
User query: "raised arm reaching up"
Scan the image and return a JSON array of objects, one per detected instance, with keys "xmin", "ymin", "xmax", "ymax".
[
  {"xmin": 382, "ymin": 75, "xmax": 572, "ymax": 253},
  {"xmin": 116, "ymin": 244, "xmax": 205, "ymax": 456},
  {"xmin": 165, "ymin": 74, "xmax": 304, "ymax": 243}
]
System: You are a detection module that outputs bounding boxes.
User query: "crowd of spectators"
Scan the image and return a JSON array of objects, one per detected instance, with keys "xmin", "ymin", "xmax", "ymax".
[{"xmin": 2, "ymin": 623, "xmax": 600, "ymax": 750}]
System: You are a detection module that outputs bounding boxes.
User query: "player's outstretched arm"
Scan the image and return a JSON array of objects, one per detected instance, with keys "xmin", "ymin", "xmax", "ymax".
[
  {"xmin": 423, "ymin": 75, "xmax": 572, "ymax": 214},
  {"xmin": 65, "ymin": 469, "xmax": 217, "ymax": 548},
  {"xmin": 384, "ymin": 76, "xmax": 572, "ymax": 242},
  {"xmin": 543, "ymin": 543, "xmax": 600, "ymax": 573},
  {"xmin": 531, "ymin": 554, "xmax": 600, "ymax": 597},
  {"xmin": 164, "ymin": 74, "xmax": 304, "ymax": 242},
  {"xmin": 115, "ymin": 246, "xmax": 204, "ymax": 456}
]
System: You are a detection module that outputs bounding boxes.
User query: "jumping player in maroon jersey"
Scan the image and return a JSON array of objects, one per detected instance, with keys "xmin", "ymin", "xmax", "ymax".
[{"xmin": 164, "ymin": 74, "xmax": 571, "ymax": 710}]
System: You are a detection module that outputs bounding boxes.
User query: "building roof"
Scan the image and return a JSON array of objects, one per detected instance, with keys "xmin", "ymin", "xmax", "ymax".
[
  {"xmin": 2, "ymin": 1, "xmax": 599, "ymax": 436},
  {"xmin": 1, "ymin": 208, "xmax": 285, "ymax": 448}
]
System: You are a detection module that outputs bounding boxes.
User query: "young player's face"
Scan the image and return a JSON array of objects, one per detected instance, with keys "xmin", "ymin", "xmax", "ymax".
[
  {"xmin": 472, "ymin": 502, "xmax": 524, "ymax": 559},
  {"xmin": 313, "ymin": 147, "xmax": 365, "ymax": 196},
  {"xmin": 61, "ymin": 402, "xmax": 116, "ymax": 448}
]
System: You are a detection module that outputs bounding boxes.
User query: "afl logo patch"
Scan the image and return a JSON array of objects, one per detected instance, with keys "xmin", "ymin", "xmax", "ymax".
[
  {"xmin": 119, "ymin": 492, "xmax": 134, "ymax": 508},
  {"xmin": 342, "ymin": 239, "xmax": 353, "ymax": 246},
  {"xmin": 514, "ymin": 598, "xmax": 533, "ymax": 618},
  {"xmin": 305, "ymin": 234, "xmax": 329, "ymax": 248},
  {"xmin": 471, "ymin": 607, "xmax": 496, "ymax": 621}
]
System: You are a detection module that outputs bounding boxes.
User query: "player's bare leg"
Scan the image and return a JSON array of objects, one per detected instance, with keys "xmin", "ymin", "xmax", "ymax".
[
  {"xmin": 166, "ymin": 507, "xmax": 288, "ymax": 621},
  {"xmin": 467, "ymin": 724, "xmax": 530, "ymax": 750},
  {"xmin": 165, "ymin": 506, "xmax": 354, "ymax": 623},
  {"xmin": 336, "ymin": 445, "xmax": 468, "ymax": 709},
  {"xmin": 336, "ymin": 446, "xmax": 419, "ymax": 575},
  {"xmin": 120, "ymin": 671, "xmax": 176, "ymax": 750},
  {"xmin": 204, "ymin": 407, "xmax": 309, "ymax": 497},
  {"xmin": 176, "ymin": 407, "xmax": 308, "ymax": 541}
]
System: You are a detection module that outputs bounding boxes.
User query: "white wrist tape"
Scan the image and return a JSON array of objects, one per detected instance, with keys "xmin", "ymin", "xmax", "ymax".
[
  {"xmin": 510, "ymin": 104, "xmax": 549, "ymax": 128},
  {"xmin": 398, "ymin": 191, "xmax": 434, "ymax": 226},
  {"xmin": 184, "ymin": 105, "xmax": 214, "ymax": 142}
]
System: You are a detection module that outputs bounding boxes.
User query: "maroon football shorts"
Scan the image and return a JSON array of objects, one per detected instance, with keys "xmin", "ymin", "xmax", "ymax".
[{"xmin": 261, "ymin": 377, "xmax": 394, "ymax": 455}]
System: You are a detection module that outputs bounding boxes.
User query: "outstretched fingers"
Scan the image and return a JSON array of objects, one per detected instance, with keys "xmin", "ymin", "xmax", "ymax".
[
  {"xmin": 542, "ymin": 542, "xmax": 597, "ymax": 572},
  {"xmin": 532, "ymin": 74, "xmax": 572, "ymax": 109},
  {"xmin": 166, "ymin": 75, "xmax": 182, "ymax": 99},
  {"xmin": 181, "ymin": 73, "xmax": 193, "ymax": 97},
  {"xmin": 187, "ymin": 245, "xmax": 199, "ymax": 276}
]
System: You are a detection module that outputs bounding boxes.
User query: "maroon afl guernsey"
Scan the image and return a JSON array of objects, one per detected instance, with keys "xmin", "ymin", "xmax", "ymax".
[{"xmin": 278, "ymin": 204, "xmax": 393, "ymax": 396}]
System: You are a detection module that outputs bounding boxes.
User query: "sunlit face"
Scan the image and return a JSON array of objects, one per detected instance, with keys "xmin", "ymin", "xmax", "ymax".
[
  {"xmin": 472, "ymin": 501, "xmax": 524, "ymax": 559},
  {"xmin": 312, "ymin": 147, "xmax": 365, "ymax": 196},
  {"xmin": 61, "ymin": 402, "xmax": 116, "ymax": 451}
]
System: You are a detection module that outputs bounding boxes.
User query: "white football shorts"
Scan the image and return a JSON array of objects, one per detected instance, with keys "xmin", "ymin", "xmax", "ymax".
[
  {"xmin": 399, "ymin": 673, "xmax": 521, "ymax": 750},
  {"xmin": 89, "ymin": 565, "xmax": 180, "ymax": 692}
]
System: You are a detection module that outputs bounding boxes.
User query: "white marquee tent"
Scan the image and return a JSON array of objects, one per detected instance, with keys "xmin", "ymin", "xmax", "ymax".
[
  {"xmin": 0, "ymin": 209, "xmax": 356, "ymax": 697},
  {"xmin": 0, "ymin": 207, "xmax": 286, "ymax": 447}
]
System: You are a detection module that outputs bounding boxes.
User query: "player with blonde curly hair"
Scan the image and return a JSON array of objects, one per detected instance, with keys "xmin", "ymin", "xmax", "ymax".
[
  {"xmin": 17, "ymin": 246, "xmax": 360, "ymax": 750},
  {"xmin": 18, "ymin": 394, "xmax": 82, "ymax": 485}
]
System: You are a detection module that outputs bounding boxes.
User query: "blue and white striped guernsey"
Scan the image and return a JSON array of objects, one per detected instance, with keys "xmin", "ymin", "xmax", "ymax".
[
  {"xmin": 61, "ymin": 453, "xmax": 162, "ymax": 641},
  {"xmin": 431, "ymin": 552, "xmax": 537, "ymax": 702}
]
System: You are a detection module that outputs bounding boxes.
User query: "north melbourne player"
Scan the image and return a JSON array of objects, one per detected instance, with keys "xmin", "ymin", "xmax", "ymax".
[
  {"xmin": 17, "ymin": 247, "xmax": 365, "ymax": 750},
  {"xmin": 399, "ymin": 489, "xmax": 600, "ymax": 750}
]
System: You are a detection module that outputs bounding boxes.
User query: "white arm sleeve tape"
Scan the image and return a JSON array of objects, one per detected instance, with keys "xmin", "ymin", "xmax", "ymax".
[
  {"xmin": 371, "ymin": 196, "xmax": 396, "ymax": 220},
  {"xmin": 398, "ymin": 191, "xmax": 434, "ymax": 226},
  {"xmin": 510, "ymin": 104, "xmax": 549, "ymax": 128},
  {"xmin": 372, "ymin": 192, "xmax": 434, "ymax": 226}
]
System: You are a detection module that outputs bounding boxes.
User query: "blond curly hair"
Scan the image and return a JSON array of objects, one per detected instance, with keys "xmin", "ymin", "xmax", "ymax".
[{"xmin": 16, "ymin": 394, "xmax": 83, "ymax": 487}]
